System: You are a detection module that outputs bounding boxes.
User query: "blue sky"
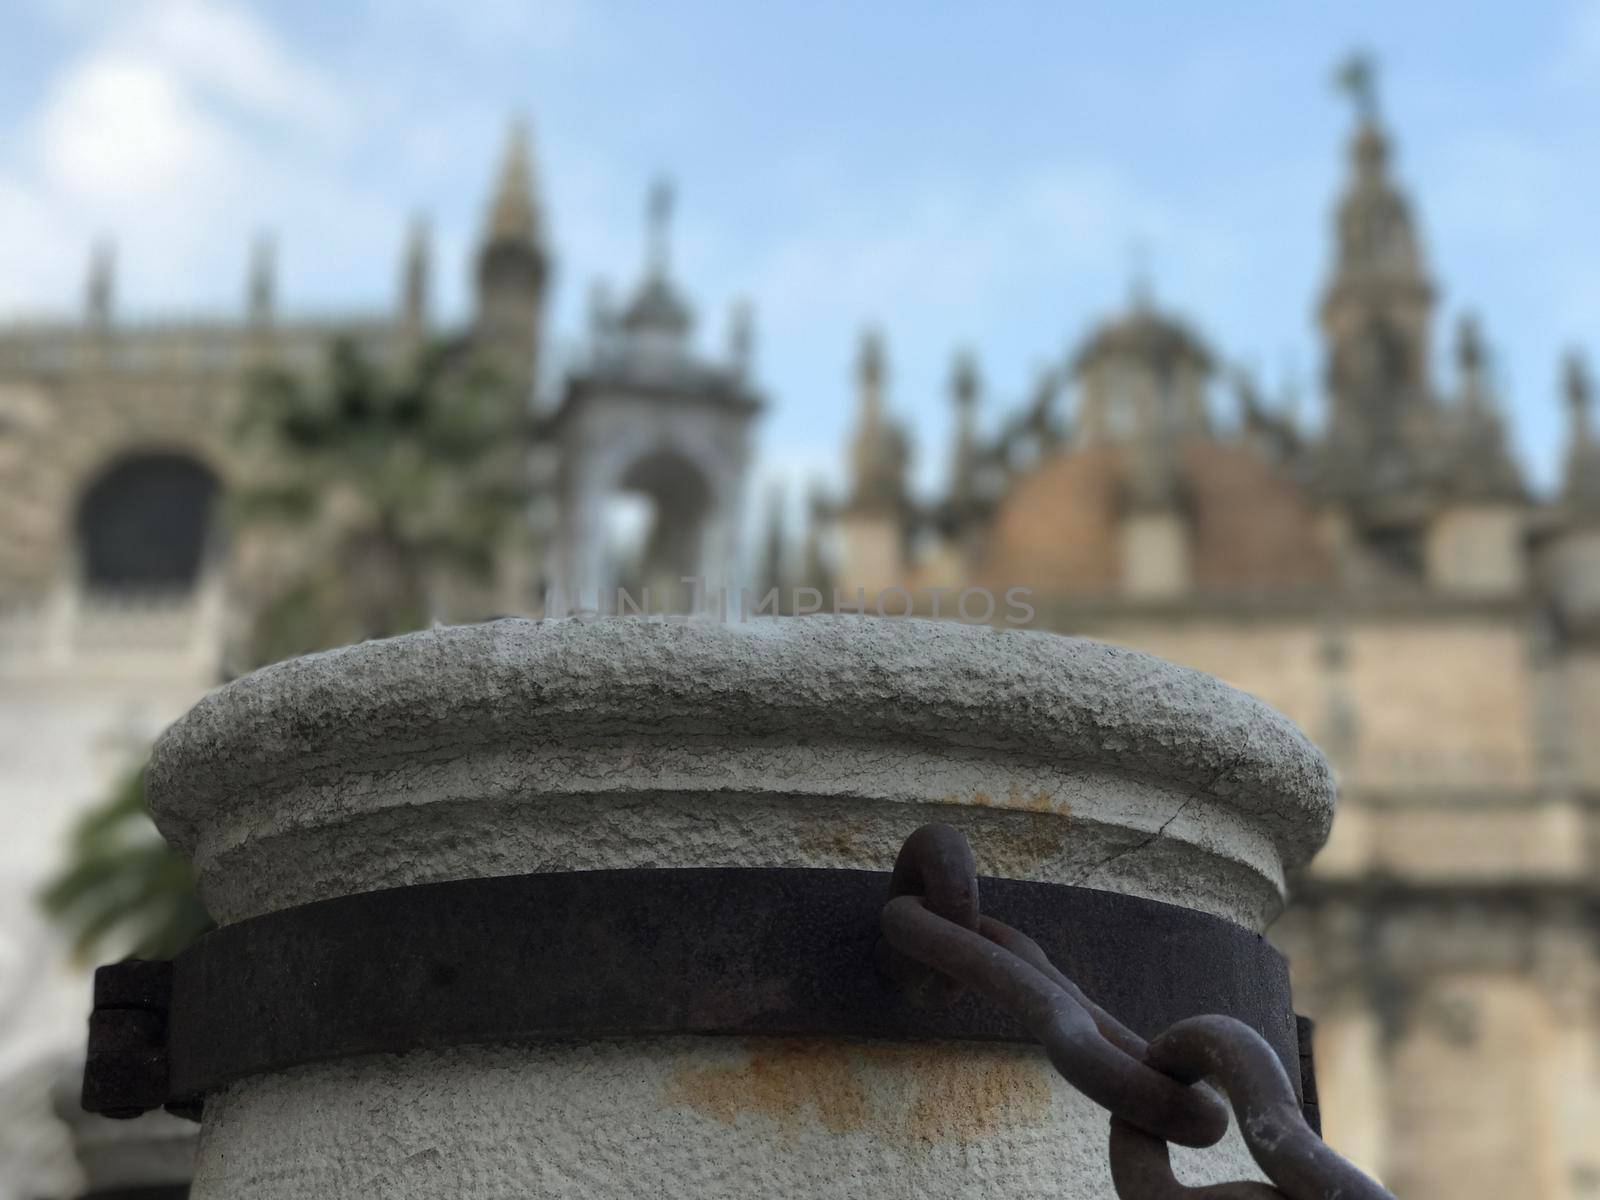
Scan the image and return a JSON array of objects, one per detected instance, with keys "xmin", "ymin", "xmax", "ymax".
[{"xmin": 2, "ymin": 0, "xmax": 1597, "ymax": 498}]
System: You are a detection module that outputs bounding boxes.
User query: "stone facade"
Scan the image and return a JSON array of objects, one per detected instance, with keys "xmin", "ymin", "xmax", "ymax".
[{"xmin": 825, "ymin": 94, "xmax": 1600, "ymax": 1198}]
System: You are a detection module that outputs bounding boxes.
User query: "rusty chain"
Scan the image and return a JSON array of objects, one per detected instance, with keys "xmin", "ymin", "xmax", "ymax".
[{"xmin": 878, "ymin": 824, "xmax": 1395, "ymax": 1199}]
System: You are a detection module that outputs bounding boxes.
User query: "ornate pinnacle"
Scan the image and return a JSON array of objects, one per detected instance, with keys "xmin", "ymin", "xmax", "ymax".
[
  {"xmin": 646, "ymin": 177, "xmax": 674, "ymax": 278},
  {"xmin": 1566, "ymin": 351, "xmax": 1593, "ymax": 441}
]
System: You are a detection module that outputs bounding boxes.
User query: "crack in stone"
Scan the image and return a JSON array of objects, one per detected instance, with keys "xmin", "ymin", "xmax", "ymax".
[{"xmin": 1072, "ymin": 793, "xmax": 1197, "ymax": 886}]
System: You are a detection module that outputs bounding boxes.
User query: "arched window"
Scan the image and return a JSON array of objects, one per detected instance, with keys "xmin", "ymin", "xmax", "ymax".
[
  {"xmin": 76, "ymin": 453, "xmax": 221, "ymax": 592},
  {"xmin": 603, "ymin": 450, "xmax": 712, "ymax": 610}
]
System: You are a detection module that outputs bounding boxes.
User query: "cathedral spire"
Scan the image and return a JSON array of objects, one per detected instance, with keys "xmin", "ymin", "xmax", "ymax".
[
  {"xmin": 1446, "ymin": 314, "xmax": 1522, "ymax": 499},
  {"xmin": 1563, "ymin": 351, "xmax": 1600, "ymax": 511},
  {"xmin": 247, "ymin": 233, "xmax": 275, "ymax": 327},
  {"xmin": 1567, "ymin": 351, "xmax": 1593, "ymax": 446},
  {"xmin": 646, "ymin": 177, "xmax": 673, "ymax": 280},
  {"xmin": 1326, "ymin": 53, "xmax": 1427, "ymax": 290},
  {"xmin": 759, "ymin": 483, "xmax": 788, "ymax": 597},
  {"xmin": 728, "ymin": 298, "xmax": 754, "ymax": 377},
  {"xmin": 847, "ymin": 327, "xmax": 906, "ymax": 513},
  {"xmin": 85, "ymin": 241, "xmax": 114, "ymax": 328},
  {"xmin": 400, "ymin": 214, "xmax": 430, "ymax": 334},
  {"xmin": 483, "ymin": 118, "xmax": 542, "ymax": 249},
  {"xmin": 949, "ymin": 349, "xmax": 981, "ymax": 505},
  {"xmin": 474, "ymin": 116, "xmax": 550, "ymax": 388},
  {"xmin": 800, "ymin": 478, "xmax": 834, "ymax": 594},
  {"xmin": 858, "ymin": 327, "xmax": 886, "ymax": 425},
  {"xmin": 1456, "ymin": 312, "xmax": 1488, "ymax": 413},
  {"xmin": 1318, "ymin": 53, "xmax": 1436, "ymax": 492},
  {"xmin": 617, "ymin": 177, "xmax": 692, "ymax": 343}
]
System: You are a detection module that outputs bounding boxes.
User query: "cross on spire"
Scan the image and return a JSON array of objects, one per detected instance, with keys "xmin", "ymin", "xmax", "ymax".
[{"xmin": 1334, "ymin": 50, "xmax": 1380, "ymax": 123}]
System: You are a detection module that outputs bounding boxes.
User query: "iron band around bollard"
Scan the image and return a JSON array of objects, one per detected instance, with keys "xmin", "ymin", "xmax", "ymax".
[{"xmin": 83, "ymin": 864, "xmax": 1307, "ymax": 1124}]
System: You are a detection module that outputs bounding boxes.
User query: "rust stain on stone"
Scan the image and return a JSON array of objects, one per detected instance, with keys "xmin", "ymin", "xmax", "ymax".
[
  {"xmin": 902, "ymin": 1051, "xmax": 1053, "ymax": 1142},
  {"xmin": 664, "ymin": 1040, "xmax": 1053, "ymax": 1145},
  {"xmin": 992, "ymin": 811, "xmax": 1071, "ymax": 871},
  {"xmin": 959, "ymin": 787, "xmax": 1067, "ymax": 816},
  {"xmin": 796, "ymin": 819, "xmax": 875, "ymax": 864}
]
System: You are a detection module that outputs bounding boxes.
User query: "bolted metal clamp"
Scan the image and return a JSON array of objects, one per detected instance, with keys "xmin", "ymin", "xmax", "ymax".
[{"xmin": 82, "ymin": 959, "xmax": 197, "ymax": 1121}]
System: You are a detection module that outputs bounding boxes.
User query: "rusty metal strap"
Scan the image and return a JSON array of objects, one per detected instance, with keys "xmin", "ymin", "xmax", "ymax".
[{"xmin": 84, "ymin": 867, "xmax": 1302, "ymax": 1120}]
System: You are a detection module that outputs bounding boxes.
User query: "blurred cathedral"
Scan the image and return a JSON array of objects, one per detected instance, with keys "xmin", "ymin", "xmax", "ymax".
[
  {"xmin": 0, "ymin": 124, "xmax": 759, "ymax": 1196},
  {"xmin": 820, "ymin": 64, "xmax": 1600, "ymax": 1200},
  {"xmin": 0, "ymin": 56, "xmax": 1596, "ymax": 1200}
]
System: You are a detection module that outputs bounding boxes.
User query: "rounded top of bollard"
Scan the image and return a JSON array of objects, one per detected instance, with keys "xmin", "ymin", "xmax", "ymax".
[{"xmin": 151, "ymin": 616, "xmax": 1335, "ymax": 874}]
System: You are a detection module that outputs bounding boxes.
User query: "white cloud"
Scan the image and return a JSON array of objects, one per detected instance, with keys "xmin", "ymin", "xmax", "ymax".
[
  {"xmin": 127, "ymin": 0, "xmax": 350, "ymax": 137},
  {"xmin": 33, "ymin": 54, "xmax": 234, "ymax": 204},
  {"xmin": 0, "ymin": 0, "xmax": 395, "ymax": 316}
]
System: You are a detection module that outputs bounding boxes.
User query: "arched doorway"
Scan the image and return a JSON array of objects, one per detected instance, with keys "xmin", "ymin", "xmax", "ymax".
[
  {"xmin": 604, "ymin": 450, "xmax": 712, "ymax": 610},
  {"xmin": 75, "ymin": 453, "xmax": 221, "ymax": 593}
]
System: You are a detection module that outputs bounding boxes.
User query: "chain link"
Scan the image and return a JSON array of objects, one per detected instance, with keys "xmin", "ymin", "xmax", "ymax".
[{"xmin": 878, "ymin": 824, "xmax": 1395, "ymax": 1200}]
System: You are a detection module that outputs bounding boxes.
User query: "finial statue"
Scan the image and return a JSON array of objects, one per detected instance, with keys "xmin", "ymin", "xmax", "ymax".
[
  {"xmin": 589, "ymin": 279, "xmax": 614, "ymax": 337},
  {"xmin": 1566, "ymin": 350, "xmax": 1593, "ymax": 440},
  {"xmin": 1233, "ymin": 365, "xmax": 1265, "ymax": 421},
  {"xmin": 402, "ymin": 213, "xmax": 430, "ymax": 330},
  {"xmin": 858, "ymin": 326, "xmax": 885, "ymax": 390},
  {"xmin": 647, "ymin": 177, "xmax": 674, "ymax": 278},
  {"xmin": 1127, "ymin": 238, "xmax": 1153, "ymax": 311},
  {"xmin": 248, "ymin": 232, "xmax": 276, "ymax": 325},
  {"xmin": 728, "ymin": 299, "xmax": 754, "ymax": 374},
  {"xmin": 951, "ymin": 349, "xmax": 979, "ymax": 407},
  {"xmin": 1334, "ymin": 50, "xmax": 1380, "ymax": 123},
  {"xmin": 1456, "ymin": 313, "xmax": 1484, "ymax": 374},
  {"xmin": 1280, "ymin": 354, "xmax": 1304, "ymax": 430},
  {"xmin": 1027, "ymin": 364, "xmax": 1060, "ymax": 437},
  {"xmin": 85, "ymin": 240, "xmax": 114, "ymax": 327}
]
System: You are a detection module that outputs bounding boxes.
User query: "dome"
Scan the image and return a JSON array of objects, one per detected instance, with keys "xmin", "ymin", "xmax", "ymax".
[
  {"xmin": 619, "ymin": 273, "xmax": 693, "ymax": 339},
  {"xmin": 1071, "ymin": 306, "xmax": 1213, "ymax": 375}
]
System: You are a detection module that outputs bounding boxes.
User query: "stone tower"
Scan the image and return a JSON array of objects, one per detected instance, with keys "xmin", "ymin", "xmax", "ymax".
[
  {"xmin": 542, "ymin": 180, "xmax": 762, "ymax": 611},
  {"xmin": 946, "ymin": 349, "xmax": 981, "ymax": 511},
  {"xmin": 399, "ymin": 215, "xmax": 431, "ymax": 347},
  {"xmin": 836, "ymin": 328, "xmax": 910, "ymax": 593},
  {"xmin": 1551, "ymin": 352, "xmax": 1600, "ymax": 627},
  {"xmin": 473, "ymin": 119, "xmax": 549, "ymax": 399},
  {"xmin": 1318, "ymin": 56, "xmax": 1436, "ymax": 496},
  {"xmin": 1561, "ymin": 353, "xmax": 1600, "ymax": 513},
  {"xmin": 819, "ymin": 57, "xmax": 1600, "ymax": 1199}
]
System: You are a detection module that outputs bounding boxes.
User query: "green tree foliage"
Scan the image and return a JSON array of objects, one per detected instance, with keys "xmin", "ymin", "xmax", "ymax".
[
  {"xmin": 233, "ymin": 336, "xmax": 530, "ymax": 667},
  {"xmin": 40, "ymin": 338, "xmax": 529, "ymax": 961},
  {"xmin": 38, "ymin": 764, "xmax": 212, "ymax": 962}
]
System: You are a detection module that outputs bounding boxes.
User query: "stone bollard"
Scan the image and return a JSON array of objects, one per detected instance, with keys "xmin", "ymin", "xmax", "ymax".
[{"xmin": 143, "ymin": 615, "xmax": 1335, "ymax": 1198}]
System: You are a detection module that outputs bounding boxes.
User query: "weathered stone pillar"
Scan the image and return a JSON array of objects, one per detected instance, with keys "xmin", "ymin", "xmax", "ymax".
[{"xmin": 147, "ymin": 615, "xmax": 1335, "ymax": 1198}]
